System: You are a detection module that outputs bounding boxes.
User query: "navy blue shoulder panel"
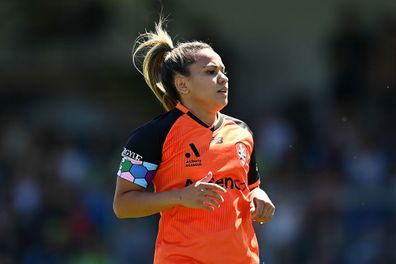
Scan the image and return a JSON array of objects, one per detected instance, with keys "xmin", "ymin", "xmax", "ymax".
[
  {"xmin": 222, "ymin": 114, "xmax": 253, "ymax": 135},
  {"xmin": 122, "ymin": 108, "xmax": 184, "ymax": 165}
]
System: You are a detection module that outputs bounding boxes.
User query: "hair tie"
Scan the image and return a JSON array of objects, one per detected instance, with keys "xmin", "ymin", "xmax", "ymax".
[{"xmin": 156, "ymin": 82, "xmax": 167, "ymax": 93}]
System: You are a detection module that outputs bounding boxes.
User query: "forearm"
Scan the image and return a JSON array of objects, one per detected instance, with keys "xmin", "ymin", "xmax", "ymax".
[{"xmin": 113, "ymin": 189, "xmax": 182, "ymax": 218}]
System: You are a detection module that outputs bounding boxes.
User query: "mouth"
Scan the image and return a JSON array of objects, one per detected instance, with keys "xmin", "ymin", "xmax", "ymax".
[{"xmin": 217, "ymin": 88, "xmax": 228, "ymax": 94}]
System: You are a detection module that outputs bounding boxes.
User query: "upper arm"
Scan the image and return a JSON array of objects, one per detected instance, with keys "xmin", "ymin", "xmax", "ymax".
[
  {"xmin": 115, "ymin": 123, "xmax": 163, "ymax": 189},
  {"xmin": 115, "ymin": 109, "xmax": 184, "ymax": 190},
  {"xmin": 114, "ymin": 176, "xmax": 144, "ymax": 197},
  {"xmin": 115, "ymin": 110, "xmax": 183, "ymax": 189},
  {"xmin": 117, "ymin": 155, "xmax": 159, "ymax": 189},
  {"xmin": 113, "ymin": 172, "xmax": 146, "ymax": 218},
  {"xmin": 113, "ymin": 129, "xmax": 159, "ymax": 216}
]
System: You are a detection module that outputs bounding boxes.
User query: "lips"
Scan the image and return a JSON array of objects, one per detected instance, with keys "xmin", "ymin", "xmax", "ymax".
[{"xmin": 217, "ymin": 88, "xmax": 228, "ymax": 93}]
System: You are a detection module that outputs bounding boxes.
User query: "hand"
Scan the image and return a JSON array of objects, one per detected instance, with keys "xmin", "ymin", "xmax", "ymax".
[
  {"xmin": 249, "ymin": 188, "xmax": 275, "ymax": 224},
  {"xmin": 177, "ymin": 171, "xmax": 227, "ymax": 211}
]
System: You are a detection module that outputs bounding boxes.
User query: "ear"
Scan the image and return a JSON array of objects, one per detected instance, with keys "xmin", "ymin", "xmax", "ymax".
[{"xmin": 174, "ymin": 74, "xmax": 190, "ymax": 95}]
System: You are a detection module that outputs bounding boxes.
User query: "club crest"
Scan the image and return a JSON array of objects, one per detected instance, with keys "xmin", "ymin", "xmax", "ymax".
[{"xmin": 235, "ymin": 142, "xmax": 249, "ymax": 166}]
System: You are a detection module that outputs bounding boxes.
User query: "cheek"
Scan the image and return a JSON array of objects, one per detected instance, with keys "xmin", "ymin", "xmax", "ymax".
[{"xmin": 190, "ymin": 76, "xmax": 215, "ymax": 93}]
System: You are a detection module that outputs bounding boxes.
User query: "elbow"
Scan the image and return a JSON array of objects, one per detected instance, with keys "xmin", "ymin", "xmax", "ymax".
[
  {"xmin": 113, "ymin": 207, "xmax": 123, "ymax": 219},
  {"xmin": 113, "ymin": 197, "xmax": 127, "ymax": 219},
  {"xmin": 113, "ymin": 190, "xmax": 145, "ymax": 218}
]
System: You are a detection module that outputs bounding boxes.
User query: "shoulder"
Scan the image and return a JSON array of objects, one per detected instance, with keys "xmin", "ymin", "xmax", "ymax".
[
  {"xmin": 127, "ymin": 107, "xmax": 184, "ymax": 140},
  {"xmin": 221, "ymin": 113, "xmax": 253, "ymax": 135},
  {"xmin": 122, "ymin": 108, "xmax": 184, "ymax": 163}
]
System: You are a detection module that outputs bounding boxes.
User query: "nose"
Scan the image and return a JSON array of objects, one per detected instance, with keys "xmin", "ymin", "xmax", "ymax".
[{"xmin": 218, "ymin": 72, "xmax": 228, "ymax": 84}]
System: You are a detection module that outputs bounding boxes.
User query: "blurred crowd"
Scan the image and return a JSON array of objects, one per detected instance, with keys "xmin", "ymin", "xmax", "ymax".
[
  {"xmin": 1, "ymin": 2, "xmax": 396, "ymax": 264},
  {"xmin": 256, "ymin": 10, "xmax": 396, "ymax": 263}
]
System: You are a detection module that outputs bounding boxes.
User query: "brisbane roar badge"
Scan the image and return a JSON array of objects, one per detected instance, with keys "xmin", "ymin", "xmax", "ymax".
[{"xmin": 235, "ymin": 142, "xmax": 249, "ymax": 166}]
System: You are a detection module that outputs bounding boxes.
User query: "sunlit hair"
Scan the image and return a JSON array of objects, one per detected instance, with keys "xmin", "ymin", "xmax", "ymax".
[{"xmin": 132, "ymin": 18, "xmax": 212, "ymax": 111}]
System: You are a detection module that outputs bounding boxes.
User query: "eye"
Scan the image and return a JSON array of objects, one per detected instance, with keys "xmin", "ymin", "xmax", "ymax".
[{"xmin": 206, "ymin": 70, "xmax": 216, "ymax": 75}]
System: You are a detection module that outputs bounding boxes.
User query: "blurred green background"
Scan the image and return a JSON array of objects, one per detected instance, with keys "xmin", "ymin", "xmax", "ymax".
[{"xmin": 1, "ymin": 0, "xmax": 396, "ymax": 263}]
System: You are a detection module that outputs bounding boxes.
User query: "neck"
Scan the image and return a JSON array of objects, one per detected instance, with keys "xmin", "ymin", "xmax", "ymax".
[{"xmin": 182, "ymin": 102, "xmax": 218, "ymax": 127}]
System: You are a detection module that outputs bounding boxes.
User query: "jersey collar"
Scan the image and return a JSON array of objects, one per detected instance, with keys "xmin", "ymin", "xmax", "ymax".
[{"xmin": 175, "ymin": 102, "xmax": 223, "ymax": 131}]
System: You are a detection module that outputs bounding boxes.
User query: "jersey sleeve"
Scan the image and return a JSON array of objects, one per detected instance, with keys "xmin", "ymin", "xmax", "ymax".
[
  {"xmin": 222, "ymin": 114, "xmax": 262, "ymax": 191},
  {"xmin": 116, "ymin": 124, "xmax": 161, "ymax": 189},
  {"xmin": 247, "ymin": 146, "xmax": 261, "ymax": 190},
  {"xmin": 116, "ymin": 109, "xmax": 183, "ymax": 188}
]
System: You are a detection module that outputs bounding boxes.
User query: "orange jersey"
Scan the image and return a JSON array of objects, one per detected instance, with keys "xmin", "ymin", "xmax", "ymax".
[{"xmin": 117, "ymin": 103, "xmax": 261, "ymax": 264}]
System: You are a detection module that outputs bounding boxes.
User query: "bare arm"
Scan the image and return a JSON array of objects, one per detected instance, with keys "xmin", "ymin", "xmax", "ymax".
[{"xmin": 113, "ymin": 172, "xmax": 226, "ymax": 218}]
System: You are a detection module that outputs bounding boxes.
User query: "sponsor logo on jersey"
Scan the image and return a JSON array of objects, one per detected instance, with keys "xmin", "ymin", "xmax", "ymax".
[
  {"xmin": 122, "ymin": 148, "xmax": 143, "ymax": 161},
  {"xmin": 185, "ymin": 143, "xmax": 202, "ymax": 167},
  {"xmin": 185, "ymin": 177, "xmax": 247, "ymax": 191},
  {"xmin": 235, "ymin": 142, "xmax": 248, "ymax": 166}
]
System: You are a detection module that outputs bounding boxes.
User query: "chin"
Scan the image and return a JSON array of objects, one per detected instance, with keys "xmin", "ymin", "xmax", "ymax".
[{"xmin": 215, "ymin": 99, "xmax": 228, "ymax": 111}]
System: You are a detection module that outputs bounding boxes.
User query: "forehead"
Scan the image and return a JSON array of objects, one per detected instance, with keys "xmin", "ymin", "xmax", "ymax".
[{"xmin": 193, "ymin": 48, "xmax": 224, "ymax": 68}]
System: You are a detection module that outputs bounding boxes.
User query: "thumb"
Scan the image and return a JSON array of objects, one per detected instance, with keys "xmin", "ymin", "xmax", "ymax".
[
  {"xmin": 250, "ymin": 199, "xmax": 256, "ymax": 212},
  {"xmin": 247, "ymin": 190, "xmax": 255, "ymax": 201},
  {"xmin": 198, "ymin": 171, "xmax": 213, "ymax": 183}
]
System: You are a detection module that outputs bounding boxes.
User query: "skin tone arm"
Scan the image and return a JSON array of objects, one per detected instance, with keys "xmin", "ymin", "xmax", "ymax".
[{"xmin": 113, "ymin": 172, "xmax": 227, "ymax": 218}]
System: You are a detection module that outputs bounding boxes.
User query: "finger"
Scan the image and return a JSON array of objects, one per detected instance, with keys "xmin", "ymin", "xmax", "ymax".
[
  {"xmin": 253, "ymin": 198, "xmax": 264, "ymax": 219},
  {"xmin": 198, "ymin": 200, "xmax": 215, "ymax": 211},
  {"xmin": 201, "ymin": 182, "xmax": 227, "ymax": 193},
  {"xmin": 256, "ymin": 206, "xmax": 275, "ymax": 223},
  {"xmin": 263, "ymin": 203, "xmax": 275, "ymax": 217},
  {"xmin": 270, "ymin": 206, "xmax": 276, "ymax": 217},
  {"xmin": 251, "ymin": 200, "xmax": 257, "ymax": 218},
  {"xmin": 252, "ymin": 199, "xmax": 264, "ymax": 219},
  {"xmin": 247, "ymin": 191, "xmax": 254, "ymax": 201},
  {"xmin": 203, "ymin": 197, "xmax": 221, "ymax": 208},
  {"xmin": 197, "ymin": 171, "xmax": 213, "ymax": 184},
  {"xmin": 250, "ymin": 201, "xmax": 255, "ymax": 212},
  {"xmin": 262, "ymin": 205, "xmax": 273, "ymax": 218},
  {"xmin": 204, "ymin": 189, "xmax": 225, "ymax": 203}
]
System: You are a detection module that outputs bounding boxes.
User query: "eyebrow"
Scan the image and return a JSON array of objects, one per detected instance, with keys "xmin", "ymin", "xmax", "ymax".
[{"xmin": 203, "ymin": 63, "xmax": 226, "ymax": 71}]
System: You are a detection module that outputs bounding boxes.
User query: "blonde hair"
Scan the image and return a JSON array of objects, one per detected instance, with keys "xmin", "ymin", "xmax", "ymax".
[{"xmin": 132, "ymin": 18, "xmax": 211, "ymax": 111}]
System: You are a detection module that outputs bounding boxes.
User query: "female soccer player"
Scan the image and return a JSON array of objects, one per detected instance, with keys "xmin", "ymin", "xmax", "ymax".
[{"xmin": 113, "ymin": 19, "xmax": 275, "ymax": 264}]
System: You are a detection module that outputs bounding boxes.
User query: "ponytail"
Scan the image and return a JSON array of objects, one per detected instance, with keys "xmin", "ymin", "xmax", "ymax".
[
  {"xmin": 132, "ymin": 18, "xmax": 178, "ymax": 111},
  {"xmin": 132, "ymin": 18, "xmax": 212, "ymax": 111}
]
